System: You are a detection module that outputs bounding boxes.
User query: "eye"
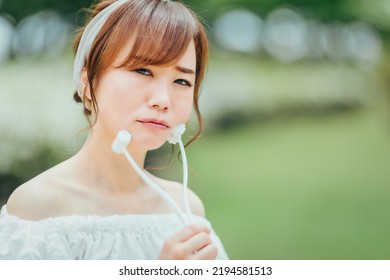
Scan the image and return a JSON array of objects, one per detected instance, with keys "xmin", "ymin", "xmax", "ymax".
[
  {"xmin": 175, "ymin": 79, "xmax": 193, "ymax": 87},
  {"xmin": 135, "ymin": 68, "xmax": 153, "ymax": 76}
]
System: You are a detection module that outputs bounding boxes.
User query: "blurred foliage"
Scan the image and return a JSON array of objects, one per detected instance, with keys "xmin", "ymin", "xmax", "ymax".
[
  {"xmin": 0, "ymin": 0, "xmax": 86, "ymax": 22},
  {"xmin": 0, "ymin": 173, "xmax": 20, "ymax": 205},
  {"xmin": 0, "ymin": 145, "xmax": 64, "ymax": 205},
  {"xmin": 0, "ymin": 0, "xmax": 381, "ymax": 25},
  {"xmin": 188, "ymin": 0, "xmax": 357, "ymax": 22}
]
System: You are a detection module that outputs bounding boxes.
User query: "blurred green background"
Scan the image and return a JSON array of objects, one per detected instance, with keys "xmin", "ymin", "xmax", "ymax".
[{"xmin": 1, "ymin": 0, "xmax": 390, "ymax": 259}]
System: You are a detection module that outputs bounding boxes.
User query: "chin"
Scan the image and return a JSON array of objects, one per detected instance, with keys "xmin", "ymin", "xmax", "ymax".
[{"xmin": 131, "ymin": 136, "xmax": 167, "ymax": 151}]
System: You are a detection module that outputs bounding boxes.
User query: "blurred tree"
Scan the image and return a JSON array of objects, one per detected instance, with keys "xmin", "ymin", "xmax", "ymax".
[
  {"xmin": 0, "ymin": 173, "xmax": 21, "ymax": 205},
  {"xmin": 0, "ymin": 145, "xmax": 64, "ymax": 203},
  {"xmin": 1, "ymin": 0, "xmax": 389, "ymax": 44},
  {"xmin": 0, "ymin": 0, "xmax": 90, "ymax": 22},
  {"xmin": 0, "ymin": 0, "xmax": 366, "ymax": 24},
  {"xmin": 186, "ymin": 0, "xmax": 356, "ymax": 23}
]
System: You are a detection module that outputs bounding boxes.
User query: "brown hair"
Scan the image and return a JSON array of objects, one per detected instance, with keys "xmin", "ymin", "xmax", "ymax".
[{"xmin": 73, "ymin": 0, "xmax": 208, "ymax": 145}]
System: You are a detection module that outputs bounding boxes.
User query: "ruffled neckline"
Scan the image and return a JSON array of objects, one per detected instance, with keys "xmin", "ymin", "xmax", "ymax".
[
  {"xmin": 0, "ymin": 205, "xmax": 228, "ymax": 260},
  {"xmin": 0, "ymin": 204, "xmax": 208, "ymax": 229}
]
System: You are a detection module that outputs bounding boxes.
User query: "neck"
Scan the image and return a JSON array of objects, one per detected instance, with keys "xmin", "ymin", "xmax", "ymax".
[{"xmin": 74, "ymin": 131, "xmax": 147, "ymax": 193}]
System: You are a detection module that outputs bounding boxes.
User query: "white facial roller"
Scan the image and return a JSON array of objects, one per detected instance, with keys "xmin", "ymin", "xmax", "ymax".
[
  {"xmin": 112, "ymin": 129, "xmax": 188, "ymax": 225},
  {"xmin": 112, "ymin": 130, "xmax": 132, "ymax": 154},
  {"xmin": 168, "ymin": 123, "xmax": 186, "ymax": 144},
  {"xmin": 168, "ymin": 124, "xmax": 193, "ymax": 224}
]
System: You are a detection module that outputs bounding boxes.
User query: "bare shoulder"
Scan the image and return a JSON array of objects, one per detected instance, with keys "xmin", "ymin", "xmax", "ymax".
[
  {"xmin": 6, "ymin": 164, "xmax": 70, "ymax": 221},
  {"xmin": 148, "ymin": 173, "xmax": 206, "ymax": 217},
  {"xmin": 166, "ymin": 181, "xmax": 206, "ymax": 218}
]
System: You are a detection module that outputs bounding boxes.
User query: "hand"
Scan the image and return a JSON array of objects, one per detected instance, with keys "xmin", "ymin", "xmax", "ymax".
[{"xmin": 159, "ymin": 224, "xmax": 218, "ymax": 260}]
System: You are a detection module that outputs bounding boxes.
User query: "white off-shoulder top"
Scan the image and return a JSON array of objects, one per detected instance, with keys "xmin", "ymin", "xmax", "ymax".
[{"xmin": 0, "ymin": 205, "xmax": 228, "ymax": 260}]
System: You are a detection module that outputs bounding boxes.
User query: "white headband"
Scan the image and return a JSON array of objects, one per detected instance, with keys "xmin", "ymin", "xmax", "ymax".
[{"xmin": 73, "ymin": 0, "xmax": 129, "ymax": 97}]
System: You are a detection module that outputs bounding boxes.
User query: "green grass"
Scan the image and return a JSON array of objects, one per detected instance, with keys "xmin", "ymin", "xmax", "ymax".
[{"xmin": 167, "ymin": 105, "xmax": 390, "ymax": 259}]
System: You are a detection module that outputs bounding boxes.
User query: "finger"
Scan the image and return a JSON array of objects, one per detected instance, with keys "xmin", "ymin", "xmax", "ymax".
[
  {"xmin": 168, "ymin": 224, "xmax": 211, "ymax": 244},
  {"xmin": 190, "ymin": 243, "xmax": 218, "ymax": 260},
  {"xmin": 181, "ymin": 231, "xmax": 212, "ymax": 256},
  {"xmin": 160, "ymin": 231, "xmax": 211, "ymax": 260}
]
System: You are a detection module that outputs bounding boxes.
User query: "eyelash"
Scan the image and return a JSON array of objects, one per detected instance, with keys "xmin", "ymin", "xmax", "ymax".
[
  {"xmin": 135, "ymin": 68, "xmax": 152, "ymax": 76},
  {"xmin": 134, "ymin": 68, "xmax": 193, "ymax": 88},
  {"xmin": 175, "ymin": 79, "xmax": 193, "ymax": 87}
]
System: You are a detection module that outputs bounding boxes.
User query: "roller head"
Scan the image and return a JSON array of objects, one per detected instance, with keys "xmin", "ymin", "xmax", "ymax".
[
  {"xmin": 112, "ymin": 130, "xmax": 132, "ymax": 154},
  {"xmin": 168, "ymin": 123, "xmax": 186, "ymax": 144}
]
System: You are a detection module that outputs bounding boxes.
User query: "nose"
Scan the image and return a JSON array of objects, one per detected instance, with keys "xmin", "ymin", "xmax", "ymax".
[{"xmin": 148, "ymin": 81, "xmax": 171, "ymax": 112}]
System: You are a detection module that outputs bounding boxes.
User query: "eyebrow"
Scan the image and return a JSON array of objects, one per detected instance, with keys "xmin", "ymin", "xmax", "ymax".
[
  {"xmin": 128, "ymin": 56, "xmax": 196, "ymax": 75},
  {"xmin": 175, "ymin": 66, "xmax": 195, "ymax": 75}
]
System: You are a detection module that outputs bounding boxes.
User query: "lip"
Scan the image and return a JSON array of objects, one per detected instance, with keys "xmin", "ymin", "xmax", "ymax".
[{"xmin": 137, "ymin": 118, "xmax": 170, "ymax": 129}]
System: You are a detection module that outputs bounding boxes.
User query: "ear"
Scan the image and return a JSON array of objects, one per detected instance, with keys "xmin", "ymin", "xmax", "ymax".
[{"xmin": 81, "ymin": 67, "xmax": 92, "ymax": 102}]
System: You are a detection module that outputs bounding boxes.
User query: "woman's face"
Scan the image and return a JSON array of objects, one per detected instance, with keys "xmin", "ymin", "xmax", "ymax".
[{"xmin": 91, "ymin": 40, "xmax": 196, "ymax": 150}]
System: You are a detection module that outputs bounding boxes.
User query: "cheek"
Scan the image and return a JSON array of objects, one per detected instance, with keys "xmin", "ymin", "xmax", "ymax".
[
  {"xmin": 95, "ymin": 76, "xmax": 143, "ymax": 129},
  {"xmin": 99, "ymin": 73, "xmax": 144, "ymax": 109},
  {"xmin": 174, "ymin": 94, "xmax": 194, "ymax": 121}
]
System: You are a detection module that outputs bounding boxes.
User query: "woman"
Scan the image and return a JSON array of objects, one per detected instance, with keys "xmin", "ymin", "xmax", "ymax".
[{"xmin": 0, "ymin": 0, "xmax": 228, "ymax": 260}]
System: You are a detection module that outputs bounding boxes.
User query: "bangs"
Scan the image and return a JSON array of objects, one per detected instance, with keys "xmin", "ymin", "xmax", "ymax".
[{"xmin": 102, "ymin": 1, "xmax": 198, "ymax": 69}]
